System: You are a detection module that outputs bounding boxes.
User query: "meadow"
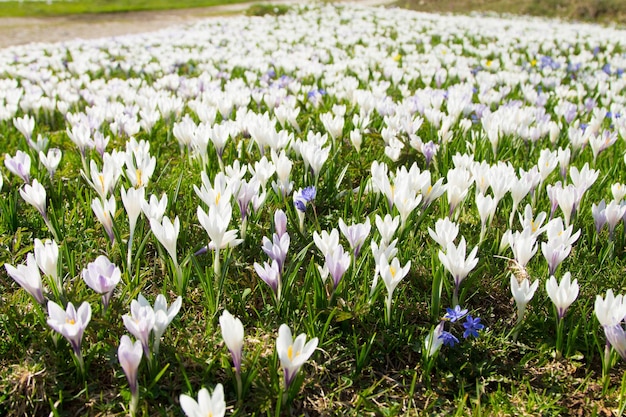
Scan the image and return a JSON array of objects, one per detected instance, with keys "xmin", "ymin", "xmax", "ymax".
[
  {"xmin": 2, "ymin": 3, "xmax": 626, "ymax": 416},
  {"xmin": 0, "ymin": 0, "xmax": 251, "ymax": 17}
]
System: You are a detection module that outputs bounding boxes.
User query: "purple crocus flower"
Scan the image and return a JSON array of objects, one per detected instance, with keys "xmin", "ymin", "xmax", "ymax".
[
  {"xmin": 261, "ymin": 233, "xmax": 290, "ymax": 272},
  {"xmin": 82, "ymin": 255, "xmax": 121, "ymax": 312},
  {"xmin": 47, "ymin": 300, "xmax": 92, "ymax": 361},
  {"xmin": 254, "ymin": 259, "xmax": 281, "ymax": 299},
  {"xmin": 339, "ymin": 217, "xmax": 371, "ymax": 258},
  {"xmin": 4, "ymin": 150, "xmax": 31, "ymax": 183},
  {"xmin": 422, "ymin": 141, "xmax": 439, "ymax": 166},
  {"xmin": 325, "ymin": 245, "xmax": 351, "ymax": 290},
  {"xmin": 274, "ymin": 209, "xmax": 287, "ymax": 238}
]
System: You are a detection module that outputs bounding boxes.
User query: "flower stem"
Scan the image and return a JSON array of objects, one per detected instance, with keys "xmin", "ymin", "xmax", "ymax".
[
  {"xmin": 555, "ymin": 315, "xmax": 564, "ymax": 359},
  {"xmin": 236, "ymin": 371, "xmax": 243, "ymax": 402}
]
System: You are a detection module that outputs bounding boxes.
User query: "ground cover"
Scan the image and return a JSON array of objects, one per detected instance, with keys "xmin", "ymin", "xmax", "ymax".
[
  {"xmin": 400, "ymin": 0, "xmax": 626, "ymax": 25},
  {"xmin": 0, "ymin": 0, "xmax": 251, "ymax": 17},
  {"xmin": 1, "ymin": 4, "xmax": 626, "ymax": 416}
]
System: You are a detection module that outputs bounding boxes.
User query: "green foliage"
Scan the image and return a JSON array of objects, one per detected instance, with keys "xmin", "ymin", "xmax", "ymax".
[
  {"xmin": 245, "ymin": 3, "xmax": 291, "ymax": 16},
  {"xmin": 0, "ymin": 0, "xmax": 251, "ymax": 17}
]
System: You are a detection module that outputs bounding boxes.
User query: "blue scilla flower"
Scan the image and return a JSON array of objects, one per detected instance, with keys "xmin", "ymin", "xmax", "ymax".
[
  {"xmin": 293, "ymin": 186, "xmax": 316, "ymax": 213},
  {"xmin": 462, "ymin": 315, "xmax": 484, "ymax": 339},
  {"xmin": 439, "ymin": 330, "xmax": 459, "ymax": 347},
  {"xmin": 444, "ymin": 305, "xmax": 468, "ymax": 322}
]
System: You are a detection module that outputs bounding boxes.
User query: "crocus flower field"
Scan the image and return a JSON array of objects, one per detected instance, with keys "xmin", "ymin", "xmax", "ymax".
[{"xmin": 2, "ymin": 3, "xmax": 626, "ymax": 415}]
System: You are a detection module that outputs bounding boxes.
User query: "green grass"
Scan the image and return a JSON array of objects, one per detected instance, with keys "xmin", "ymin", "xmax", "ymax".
[
  {"xmin": 397, "ymin": 0, "xmax": 626, "ymax": 24},
  {"xmin": 3, "ymin": 3, "xmax": 626, "ymax": 416},
  {"xmin": 0, "ymin": 0, "xmax": 251, "ymax": 17}
]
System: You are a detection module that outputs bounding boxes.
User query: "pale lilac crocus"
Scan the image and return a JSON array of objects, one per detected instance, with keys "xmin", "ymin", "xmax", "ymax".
[
  {"xmin": 604, "ymin": 324, "xmax": 626, "ymax": 360},
  {"xmin": 235, "ymin": 177, "xmax": 260, "ymax": 224},
  {"xmin": 276, "ymin": 324, "xmax": 318, "ymax": 389},
  {"xmin": 325, "ymin": 244, "xmax": 351, "ymax": 290},
  {"xmin": 254, "ymin": 259, "xmax": 281, "ymax": 300},
  {"xmin": 47, "ymin": 300, "xmax": 92, "ymax": 369},
  {"xmin": 339, "ymin": 217, "xmax": 371, "ymax": 258},
  {"xmin": 122, "ymin": 297, "xmax": 156, "ymax": 357},
  {"xmin": 261, "ymin": 232, "xmax": 290, "ymax": 273},
  {"xmin": 592, "ymin": 200, "xmax": 607, "ymax": 234},
  {"xmin": 82, "ymin": 255, "xmax": 121, "ymax": 312},
  {"xmin": 219, "ymin": 309, "xmax": 244, "ymax": 375},
  {"xmin": 4, "ymin": 253, "xmax": 45, "ymax": 305},
  {"xmin": 541, "ymin": 241, "xmax": 571, "ymax": 276},
  {"xmin": 605, "ymin": 200, "xmax": 626, "ymax": 239},
  {"xmin": 274, "ymin": 209, "xmax": 287, "ymax": 238},
  {"xmin": 4, "ymin": 150, "xmax": 31, "ymax": 183},
  {"xmin": 596, "ymin": 290, "xmax": 626, "ymax": 365},
  {"xmin": 118, "ymin": 335, "xmax": 143, "ymax": 416}
]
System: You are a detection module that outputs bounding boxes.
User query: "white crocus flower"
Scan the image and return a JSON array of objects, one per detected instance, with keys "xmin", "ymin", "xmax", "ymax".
[{"xmin": 545, "ymin": 272, "xmax": 579, "ymax": 319}]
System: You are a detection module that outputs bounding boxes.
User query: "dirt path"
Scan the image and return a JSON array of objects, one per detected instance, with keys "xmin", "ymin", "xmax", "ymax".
[{"xmin": 0, "ymin": 0, "xmax": 394, "ymax": 49}]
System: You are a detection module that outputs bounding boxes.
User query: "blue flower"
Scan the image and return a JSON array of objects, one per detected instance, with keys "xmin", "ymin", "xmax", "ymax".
[
  {"xmin": 301, "ymin": 186, "xmax": 316, "ymax": 203},
  {"xmin": 443, "ymin": 305, "xmax": 468, "ymax": 322},
  {"xmin": 462, "ymin": 315, "xmax": 484, "ymax": 339},
  {"xmin": 439, "ymin": 330, "xmax": 459, "ymax": 347},
  {"xmin": 294, "ymin": 197, "xmax": 307, "ymax": 212},
  {"xmin": 293, "ymin": 186, "xmax": 316, "ymax": 213}
]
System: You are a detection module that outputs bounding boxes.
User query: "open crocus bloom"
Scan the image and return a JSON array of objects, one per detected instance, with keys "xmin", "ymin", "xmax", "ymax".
[
  {"xmin": 47, "ymin": 300, "xmax": 92, "ymax": 357},
  {"xmin": 276, "ymin": 324, "xmax": 318, "ymax": 388}
]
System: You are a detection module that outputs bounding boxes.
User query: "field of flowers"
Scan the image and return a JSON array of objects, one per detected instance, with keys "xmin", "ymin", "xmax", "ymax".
[{"xmin": 2, "ymin": 3, "xmax": 626, "ymax": 416}]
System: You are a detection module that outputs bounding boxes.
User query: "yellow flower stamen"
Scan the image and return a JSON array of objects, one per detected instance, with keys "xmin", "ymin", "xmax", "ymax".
[
  {"xmin": 390, "ymin": 266, "xmax": 396, "ymax": 278},
  {"xmin": 287, "ymin": 344, "xmax": 300, "ymax": 361},
  {"xmin": 136, "ymin": 169, "xmax": 143, "ymax": 187}
]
